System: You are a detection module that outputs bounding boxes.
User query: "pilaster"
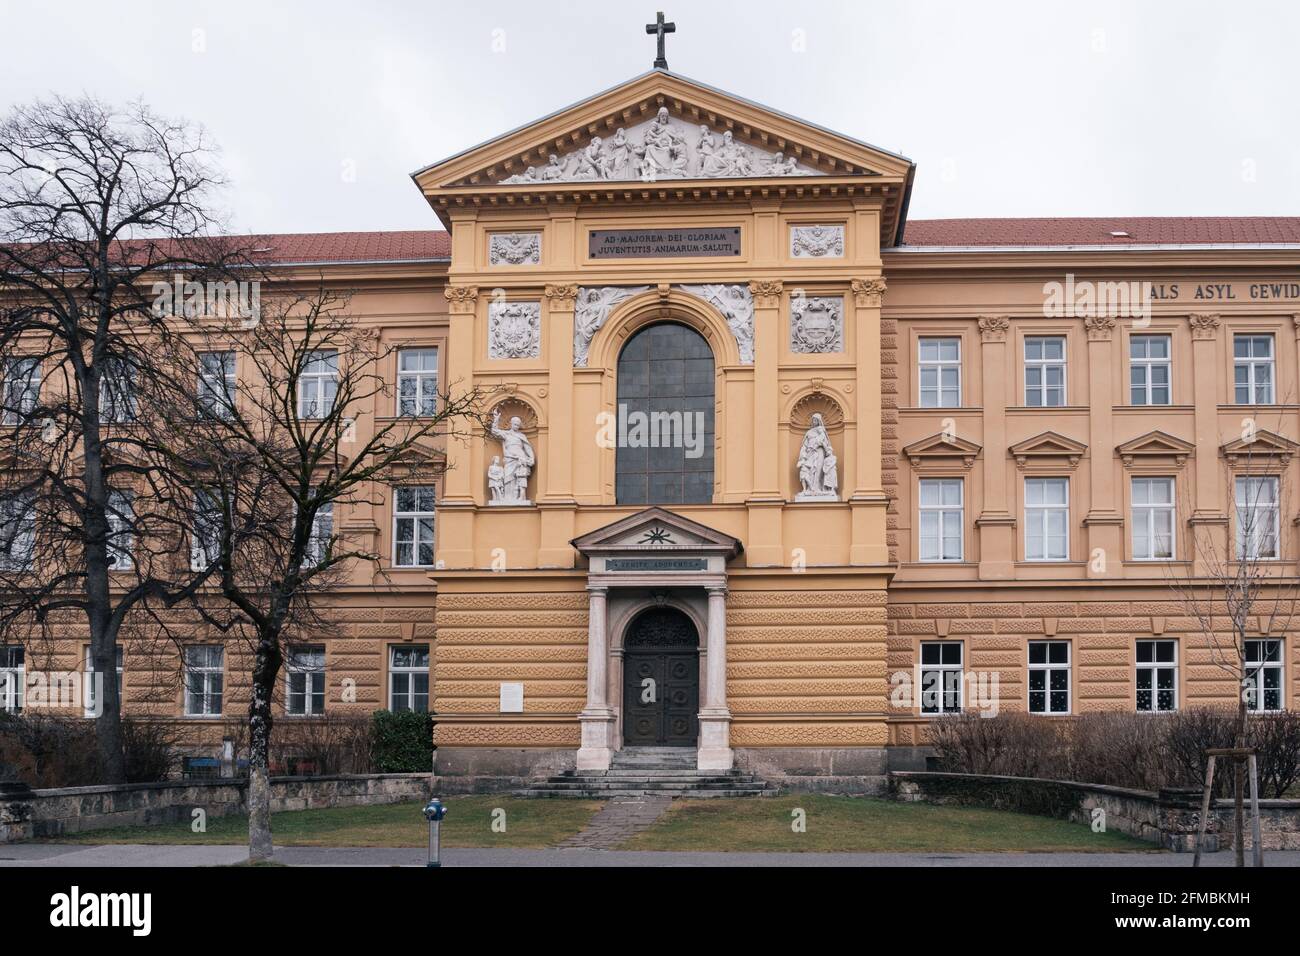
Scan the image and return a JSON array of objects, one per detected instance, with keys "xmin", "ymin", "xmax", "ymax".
[{"xmin": 975, "ymin": 315, "xmax": 1015, "ymax": 578}]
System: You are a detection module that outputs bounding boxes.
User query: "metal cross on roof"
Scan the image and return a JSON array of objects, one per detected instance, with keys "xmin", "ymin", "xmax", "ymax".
[{"xmin": 645, "ymin": 11, "xmax": 676, "ymax": 70}]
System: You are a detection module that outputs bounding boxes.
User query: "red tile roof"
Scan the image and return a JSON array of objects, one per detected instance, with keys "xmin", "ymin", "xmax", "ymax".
[
  {"xmin": 898, "ymin": 217, "xmax": 1300, "ymax": 248},
  {"xmin": 241, "ymin": 230, "xmax": 451, "ymax": 263}
]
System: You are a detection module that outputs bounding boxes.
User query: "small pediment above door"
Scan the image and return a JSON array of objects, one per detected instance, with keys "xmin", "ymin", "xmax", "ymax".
[
  {"xmin": 903, "ymin": 433, "xmax": 982, "ymax": 469},
  {"xmin": 1009, "ymin": 431, "xmax": 1088, "ymax": 469},
  {"xmin": 386, "ymin": 440, "xmax": 446, "ymax": 477},
  {"xmin": 1220, "ymin": 429, "xmax": 1300, "ymax": 464},
  {"xmin": 572, "ymin": 506, "xmax": 742, "ymax": 558},
  {"xmin": 1116, "ymin": 430, "xmax": 1195, "ymax": 467}
]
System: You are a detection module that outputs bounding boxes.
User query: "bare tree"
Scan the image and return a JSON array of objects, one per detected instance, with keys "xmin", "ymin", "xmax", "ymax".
[
  {"xmin": 161, "ymin": 285, "xmax": 479, "ymax": 860},
  {"xmin": 0, "ymin": 96, "xmax": 258, "ymax": 781},
  {"xmin": 1166, "ymin": 410, "xmax": 1300, "ymax": 864}
]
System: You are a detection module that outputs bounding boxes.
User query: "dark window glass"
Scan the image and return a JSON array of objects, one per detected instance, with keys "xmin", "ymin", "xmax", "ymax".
[{"xmin": 616, "ymin": 323, "xmax": 715, "ymax": 505}]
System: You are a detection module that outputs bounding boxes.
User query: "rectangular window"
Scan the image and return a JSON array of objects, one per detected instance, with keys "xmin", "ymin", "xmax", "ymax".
[
  {"xmin": 106, "ymin": 488, "xmax": 134, "ymax": 571},
  {"xmin": 1025, "ymin": 477, "xmax": 1069, "ymax": 561},
  {"xmin": 197, "ymin": 351, "xmax": 236, "ymax": 418},
  {"xmin": 1028, "ymin": 640, "xmax": 1070, "ymax": 714},
  {"xmin": 389, "ymin": 644, "xmax": 430, "ymax": 713},
  {"xmin": 918, "ymin": 478, "xmax": 963, "ymax": 562},
  {"xmin": 919, "ymin": 641, "xmax": 963, "ymax": 714},
  {"xmin": 1135, "ymin": 639, "xmax": 1177, "ymax": 713},
  {"xmin": 917, "ymin": 337, "xmax": 961, "ymax": 408},
  {"xmin": 1, "ymin": 357, "xmax": 41, "ymax": 425},
  {"xmin": 305, "ymin": 497, "xmax": 333, "ymax": 567},
  {"xmin": 0, "ymin": 492, "xmax": 36, "ymax": 571},
  {"xmin": 84, "ymin": 646, "xmax": 124, "ymax": 717},
  {"xmin": 191, "ymin": 489, "xmax": 222, "ymax": 571},
  {"xmin": 397, "ymin": 348, "xmax": 439, "ymax": 417},
  {"xmin": 1235, "ymin": 476, "xmax": 1279, "ymax": 560},
  {"xmin": 298, "ymin": 350, "xmax": 338, "ymax": 419},
  {"xmin": 1024, "ymin": 336, "xmax": 1066, "ymax": 407},
  {"xmin": 1234, "ymin": 335, "xmax": 1275, "ymax": 404},
  {"xmin": 1131, "ymin": 477, "xmax": 1174, "ymax": 561},
  {"xmin": 1129, "ymin": 335, "xmax": 1171, "ymax": 405},
  {"xmin": 99, "ymin": 357, "xmax": 137, "ymax": 423},
  {"xmin": 184, "ymin": 645, "xmax": 223, "ymax": 716},
  {"xmin": 286, "ymin": 645, "xmax": 326, "ymax": 716},
  {"xmin": 393, "ymin": 486, "xmax": 436, "ymax": 567},
  {"xmin": 1244, "ymin": 639, "xmax": 1284, "ymax": 713},
  {"xmin": 0, "ymin": 645, "xmax": 24, "ymax": 713}
]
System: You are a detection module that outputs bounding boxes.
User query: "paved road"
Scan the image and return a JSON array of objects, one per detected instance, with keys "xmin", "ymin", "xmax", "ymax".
[{"xmin": 3, "ymin": 844, "xmax": 1298, "ymax": 867}]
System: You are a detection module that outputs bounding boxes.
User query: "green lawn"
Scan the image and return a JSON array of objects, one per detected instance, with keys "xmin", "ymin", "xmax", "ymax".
[
  {"xmin": 620, "ymin": 794, "xmax": 1154, "ymax": 853},
  {"xmin": 50, "ymin": 796, "xmax": 601, "ymax": 849}
]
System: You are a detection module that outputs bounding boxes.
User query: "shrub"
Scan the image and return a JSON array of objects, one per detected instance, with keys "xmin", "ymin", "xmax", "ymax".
[
  {"xmin": 272, "ymin": 713, "xmax": 373, "ymax": 776},
  {"xmin": 370, "ymin": 710, "xmax": 433, "ymax": 773},
  {"xmin": 926, "ymin": 712, "xmax": 1067, "ymax": 778},
  {"xmin": 1067, "ymin": 712, "xmax": 1172, "ymax": 791},
  {"xmin": 1163, "ymin": 707, "xmax": 1237, "ymax": 796},
  {"xmin": 121, "ymin": 718, "xmax": 178, "ymax": 783},
  {"xmin": 1250, "ymin": 710, "xmax": 1300, "ymax": 798}
]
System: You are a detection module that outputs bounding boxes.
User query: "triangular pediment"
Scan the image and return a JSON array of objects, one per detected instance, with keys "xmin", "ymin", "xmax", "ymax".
[
  {"xmin": 413, "ymin": 70, "xmax": 914, "ymax": 243},
  {"xmin": 572, "ymin": 506, "xmax": 742, "ymax": 557},
  {"xmin": 1116, "ymin": 430, "xmax": 1196, "ymax": 465},
  {"xmin": 903, "ymin": 433, "xmax": 982, "ymax": 468},
  {"xmin": 1009, "ymin": 431, "xmax": 1088, "ymax": 467},
  {"xmin": 1221, "ymin": 429, "xmax": 1300, "ymax": 463}
]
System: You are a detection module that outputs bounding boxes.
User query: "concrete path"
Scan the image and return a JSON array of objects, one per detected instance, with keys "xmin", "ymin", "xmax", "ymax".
[
  {"xmin": 554, "ymin": 795, "xmax": 674, "ymax": 849},
  {"xmin": 3, "ymin": 843, "xmax": 1298, "ymax": 867}
]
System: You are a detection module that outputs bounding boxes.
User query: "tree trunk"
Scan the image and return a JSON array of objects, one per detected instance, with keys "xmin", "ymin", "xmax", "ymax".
[
  {"xmin": 88, "ymin": 622, "xmax": 126, "ymax": 784},
  {"xmin": 1234, "ymin": 694, "xmax": 1248, "ymax": 868},
  {"xmin": 247, "ymin": 642, "xmax": 279, "ymax": 862}
]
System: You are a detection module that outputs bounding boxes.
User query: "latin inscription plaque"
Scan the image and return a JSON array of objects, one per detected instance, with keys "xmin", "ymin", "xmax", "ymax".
[{"xmin": 588, "ymin": 227, "xmax": 741, "ymax": 259}]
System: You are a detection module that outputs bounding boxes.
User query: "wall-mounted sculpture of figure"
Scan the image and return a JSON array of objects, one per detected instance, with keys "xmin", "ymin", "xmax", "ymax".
[
  {"xmin": 573, "ymin": 286, "xmax": 650, "ymax": 366},
  {"xmin": 677, "ymin": 283, "xmax": 755, "ymax": 364},
  {"xmin": 795, "ymin": 413, "xmax": 839, "ymax": 501},
  {"xmin": 500, "ymin": 106, "xmax": 819, "ymax": 184},
  {"xmin": 487, "ymin": 410, "xmax": 536, "ymax": 505}
]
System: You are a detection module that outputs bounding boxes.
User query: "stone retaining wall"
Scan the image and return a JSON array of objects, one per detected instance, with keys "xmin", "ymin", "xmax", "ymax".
[
  {"xmin": 889, "ymin": 771, "xmax": 1300, "ymax": 852},
  {"xmin": 0, "ymin": 773, "xmax": 432, "ymax": 843}
]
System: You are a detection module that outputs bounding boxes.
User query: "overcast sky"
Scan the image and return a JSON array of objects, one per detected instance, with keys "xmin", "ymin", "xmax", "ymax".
[{"xmin": 4, "ymin": 0, "xmax": 1297, "ymax": 235}]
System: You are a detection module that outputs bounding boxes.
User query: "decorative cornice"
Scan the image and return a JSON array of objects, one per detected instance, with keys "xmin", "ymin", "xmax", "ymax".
[
  {"xmin": 851, "ymin": 277, "xmax": 887, "ymax": 307},
  {"xmin": 748, "ymin": 279, "xmax": 784, "ymax": 309},
  {"xmin": 443, "ymin": 285, "xmax": 479, "ymax": 314},
  {"xmin": 977, "ymin": 314, "xmax": 1010, "ymax": 343},
  {"xmin": 1084, "ymin": 315, "xmax": 1116, "ymax": 342},
  {"xmin": 1189, "ymin": 312, "xmax": 1221, "ymax": 340}
]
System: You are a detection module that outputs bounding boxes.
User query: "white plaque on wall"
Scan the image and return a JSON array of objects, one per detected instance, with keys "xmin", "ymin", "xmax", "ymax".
[{"xmin": 499, "ymin": 682, "xmax": 524, "ymax": 713}]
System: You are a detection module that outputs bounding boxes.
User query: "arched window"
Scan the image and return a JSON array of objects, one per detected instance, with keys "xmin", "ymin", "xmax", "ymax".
[{"xmin": 615, "ymin": 322, "xmax": 715, "ymax": 504}]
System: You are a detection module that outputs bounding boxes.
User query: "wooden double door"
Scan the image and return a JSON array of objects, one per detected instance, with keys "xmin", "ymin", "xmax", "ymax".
[{"xmin": 621, "ymin": 607, "xmax": 699, "ymax": 747}]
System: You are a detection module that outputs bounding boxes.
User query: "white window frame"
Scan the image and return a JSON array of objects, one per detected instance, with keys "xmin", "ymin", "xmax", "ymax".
[
  {"xmin": 1024, "ymin": 335, "xmax": 1067, "ymax": 407},
  {"xmin": 1, "ymin": 356, "xmax": 41, "ymax": 425},
  {"xmin": 106, "ymin": 488, "xmax": 134, "ymax": 571},
  {"xmin": 0, "ymin": 492, "xmax": 36, "ymax": 571},
  {"xmin": 1235, "ymin": 476, "xmax": 1280, "ymax": 561},
  {"xmin": 99, "ymin": 357, "xmax": 137, "ymax": 423},
  {"xmin": 285, "ymin": 645, "xmax": 326, "ymax": 716},
  {"xmin": 197, "ymin": 351, "xmax": 236, "ymax": 418},
  {"xmin": 304, "ymin": 495, "xmax": 333, "ymax": 567},
  {"xmin": 0, "ymin": 645, "xmax": 24, "ymax": 713},
  {"xmin": 191, "ymin": 489, "xmax": 222, "ymax": 571},
  {"xmin": 297, "ymin": 350, "xmax": 338, "ymax": 420},
  {"xmin": 84, "ymin": 646, "xmax": 124, "ymax": 718},
  {"xmin": 1129, "ymin": 334, "xmax": 1171, "ymax": 406},
  {"xmin": 919, "ymin": 641, "xmax": 963, "ymax": 715},
  {"xmin": 918, "ymin": 478, "xmax": 964, "ymax": 562},
  {"xmin": 1234, "ymin": 335, "xmax": 1275, "ymax": 405},
  {"xmin": 917, "ymin": 337, "xmax": 961, "ymax": 408},
  {"xmin": 1243, "ymin": 638, "xmax": 1284, "ymax": 713},
  {"xmin": 1024, "ymin": 477, "xmax": 1069, "ymax": 562},
  {"xmin": 397, "ymin": 348, "xmax": 440, "ymax": 418},
  {"xmin": 1135, "ymin": 639, "xmax": 1178, "ymax": 713},
  {"xmin": 1131, "ymin": 477, "xmax": 1175, "ymax": 561},
  {"xmin": 389, "ymin": 644, "xmax": 430, "ymax": 713},
  {"xmin": 183, "ymin": 645, "xmax": 223, "ymax": 716},
  {"xmin": 393, "ymin": 485, "xmax": 436, "ymax": 568},
  {"xmin": 1028, "ymin": 640, "xmax": 1071, "ymax": 715}
]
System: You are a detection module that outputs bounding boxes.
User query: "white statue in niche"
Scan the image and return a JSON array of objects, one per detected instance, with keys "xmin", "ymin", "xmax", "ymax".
[
  {"xmin": 796, "ymin": 413, "xmax": 839, "ymax": 501},
  {"xmin": 488, "ymin": 410, "xmax": 536, "ymax": 505}
]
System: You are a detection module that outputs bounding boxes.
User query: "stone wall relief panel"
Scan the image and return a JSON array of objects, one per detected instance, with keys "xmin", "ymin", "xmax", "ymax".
[
  {"xmin": 676, "ymin": 284, "xmax": 754, "ymax": 364},
  {"xmin": 488, "ymin": 300, "xmax": 542, "ymax": 359},
  {"xmin": 790, "ymin": 224, "xmax": 845, "ymax": 259},
  {"xmin": 790, "ymin": 295, "xmax": 845, "ymax": 354},
  {"xmin": 488, "ymin": 232, "xmax": 541, "ymax": 266},
  {"xmin": 499, "ymin": 107, "xmax": 820, "ymax": 184},
  {"xmin": 574, "ymin": 286, "xmax": 651, "ymax": 367}
]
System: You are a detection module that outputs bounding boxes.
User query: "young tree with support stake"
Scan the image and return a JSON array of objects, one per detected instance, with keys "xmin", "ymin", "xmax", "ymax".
[
  {"xmin": 161, "ymin": 285, "xmax": 479, "ymax": 861},
  {"xmin": 0, "ymin": 96, "xmax": 258, "ymax": 782}
]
